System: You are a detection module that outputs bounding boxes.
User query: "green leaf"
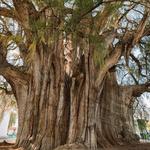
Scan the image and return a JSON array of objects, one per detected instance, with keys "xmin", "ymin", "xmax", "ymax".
[{"xmin": 26, "ymin": 40, "xmax": 37, "ymax": 63}]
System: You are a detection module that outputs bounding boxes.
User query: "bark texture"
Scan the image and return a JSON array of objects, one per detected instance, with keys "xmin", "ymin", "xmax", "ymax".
[
  {"xmin": 1, "ymin": 36, "xmax": 145, "ymax": 150},
  {"xmin": 97, "ymin": 71, "xmax": 139, "ymax": 148},
  {"xmin": 0, "ymin": 1, "xmax": 150, "ymax": 150},
  {"xmin": 13, "ymin": 52, "xmax": 141, "ymax": 150}
]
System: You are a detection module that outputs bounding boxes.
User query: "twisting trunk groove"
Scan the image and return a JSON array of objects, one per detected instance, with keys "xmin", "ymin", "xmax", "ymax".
[
  {"xmin": 98, "ymin": 70, "xmax": 138, "ymax": 148},
  {"xmin": 13, "ymin": 31, "xmax": 72, "ymax": 150}
]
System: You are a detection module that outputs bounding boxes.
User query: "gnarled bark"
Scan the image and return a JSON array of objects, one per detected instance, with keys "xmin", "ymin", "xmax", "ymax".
[{"xmin": 0, "ymin": 1, "xmax": 150, "ymax": 150}]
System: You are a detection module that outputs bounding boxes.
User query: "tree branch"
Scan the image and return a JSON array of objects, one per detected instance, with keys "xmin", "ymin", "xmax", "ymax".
[
  {"xmin": 132, "ymin": 11, "xmax": 149, "ymax": 45},
  {"xmin": 95, "ymin": 43, "xmax": 122, "ymax": 88},
  {"xmin": 80, "ymin": 0, "xmax": 122, "ymax": 19},
  {"xmin": 133, "ymin": 83, "xmax": 150, "ymax": 97},
  {"xmin": 11, "ymin": 0, "xmax": 38, "ymax": 38},
  {"xmin": 0, "ymin": 7, "xmax": 16, "ymax": 18},
  {"xmin": 124, "ymin": 83, "xmax": 150, "ymax": 97},
  {"xmin": 0, "ymin": 43, "xmax": 29, "ymax": 84},
  {"xmin": 0, "ymin": 62, "xmax": 29, "ymax": 85},
  {"xmin": 1, "ymin": 0, "xmax": 12, "ymax": 9},
  {"xmin": 130, "ymin": 54, "xmax": 147, "ymax": 78}
]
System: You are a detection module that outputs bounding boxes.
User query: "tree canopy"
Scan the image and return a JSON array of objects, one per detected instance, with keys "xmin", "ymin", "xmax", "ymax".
[{"xmin": 0, "ymin": 0, "xmax": 149, "ymax": 87}]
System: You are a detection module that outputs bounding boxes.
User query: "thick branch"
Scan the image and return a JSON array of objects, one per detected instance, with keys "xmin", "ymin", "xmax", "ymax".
[
  {"xmin": 0, "ymin": 7, "xmax": 16, "ymax": 18},
  {"xmin": 130, "ymin": 54, "xmax": 147, "ymax": 78},
  {"xmin": 95, "ymin": 44, "xmax": 122, "ymax": 88},
  {"xmin": 125, "ymin": 83, "xmax": 150, "ymax": 97},
  {"xmin": 132, "ymin": 11, "xmax": 149, "ymax": 45},
  {"xmin": 12, "ymin": 0, "xmax": 37, "ymax": 32},
  {"xmin": 0, "ymin": 63, "xmax": 29, "ymax": 85},
  {"xmin": 0, "ymin": 37, "xmax": 29, "ymax": 85},
  {"xmin": 143, "ymin": 26, "xmax": 150, "ymax": 36}
]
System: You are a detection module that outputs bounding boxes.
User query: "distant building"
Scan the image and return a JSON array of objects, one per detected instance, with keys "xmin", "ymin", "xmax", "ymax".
[{"xmin": 0, "ymin": 108, "xmax": 18, "ymax": 140}]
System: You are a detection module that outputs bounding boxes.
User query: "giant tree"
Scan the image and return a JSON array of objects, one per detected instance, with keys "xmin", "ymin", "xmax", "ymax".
[{"xmin": 0, "ymin": 0, "xmax": 150, "ymax": 150}]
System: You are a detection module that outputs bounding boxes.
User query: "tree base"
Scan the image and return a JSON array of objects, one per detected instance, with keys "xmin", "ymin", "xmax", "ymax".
[{"xmin": 54, "ymin": 143, "xmax": 89, "ymax": 150}]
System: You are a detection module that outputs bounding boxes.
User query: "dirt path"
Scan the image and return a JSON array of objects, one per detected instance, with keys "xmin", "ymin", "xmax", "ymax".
[
  {"xmin": 0, "ymin": 142, "xmax": 15, "ymax": 150},
  {"xmin": 103, "ymin": 143, "xmax": 150, "ymax": 150},
  {"xmin": 0, "ymin": 146, "xmax": 13, "ymax": 150},
  {"xmin": 1, "ymin": 143, "xmax": 150, "ymax": 150}
]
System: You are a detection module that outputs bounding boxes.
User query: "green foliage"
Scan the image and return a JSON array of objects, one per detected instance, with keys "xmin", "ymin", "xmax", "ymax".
[
  {"xmin": 91, "ymin": 35, "xmax": 108, "ymax": 67},
  {"xmin": 137, "ymin": 119, "xmax": 148, "ymax": 132},
  {"xmin": 26, "ymin": 40, "xmax": 37, "ymax": 63},
  {"xmin": 75, "ymin": 0, "xmax": 93, "ymax": 11},
  {"xmin": 9, "ymin": 35, "xmax": 23, "ymax": 44},
  {"xmin": 107, "ymin": 2, "xmax": 122, "ymax": 14},
  {"xmin": 30, "ymin": 18, "xmax": 46, "ymax": 34},
  {"xmin": 35, "ymin": 0, "xmax": 64, "ymax": 8},
  {"xmin": 64, "ymin": 0, "xmax": 94, "ymax": 32},
  {"xmin": 0, "ymin": 34, "xmax": 23, "ymax": 49}
]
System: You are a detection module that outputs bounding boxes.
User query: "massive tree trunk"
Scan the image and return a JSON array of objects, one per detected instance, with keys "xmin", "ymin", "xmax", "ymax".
[
  {"xmin": 1, "ymin": 33, "xmax": 149, "ymax": 150},
  {"xmin": 2, "ymin": 37, "xmax": 144, "ymax": 150},
  {"xmin": 98, "ymin": 70, "xmax": 138, "ymax": 148},
  {"xmin": 11, "ymin": 43, "xmax": 138, "ymax": 150},
  {"xmin": 12, "ymin": 33, "xmax": 70, "ymax": 150},
  {"xmin": 0, "ymin": 1, "xmax": 149, "ymax": 150},
  {"xmin": 2, "ymin": 44, "xmax": 148, "ymax": 150}
]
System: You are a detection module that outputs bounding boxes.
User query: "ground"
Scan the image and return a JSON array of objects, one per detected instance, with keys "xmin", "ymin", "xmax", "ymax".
[
  {"xmin": 1, "ymin": 143, "xmax": 150, "ymax": 150},
  {"xmin": 104, "ymin": 143, "xmax": 150, "ymax": 150}
]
